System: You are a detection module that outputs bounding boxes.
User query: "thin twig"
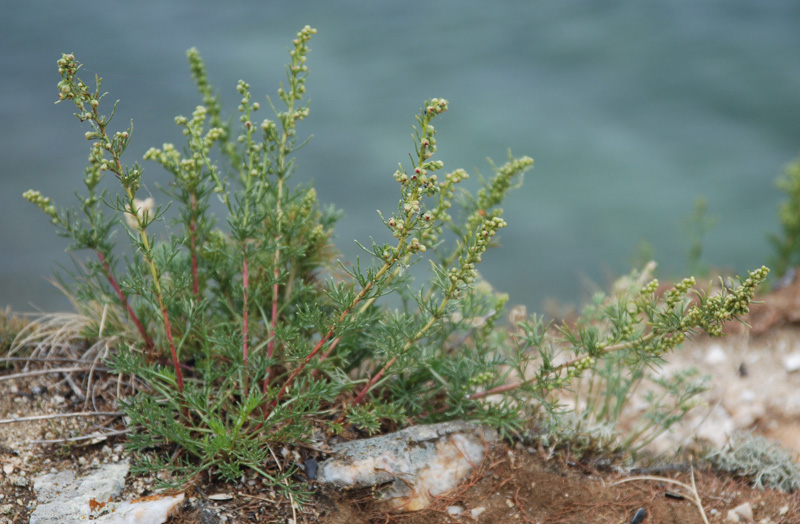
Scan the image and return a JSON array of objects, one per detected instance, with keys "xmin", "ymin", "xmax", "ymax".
[
  {"xmin": 610, "ymin": 469, "xmax": 710, "ymax": 524},
  {"xmin": 31, "ymin": 428, "xmax": 132, "ymax": 444},
  {"xmin": 0, "ymin": 357, "xmax": 86, "ymax": 363},
  {"xmin": 0, "ymin": 366, "xmax": 110, "ymax": 382},
  {"xmin": 0, "ymin": 412, "xmax": 123, "ymax": 425}
]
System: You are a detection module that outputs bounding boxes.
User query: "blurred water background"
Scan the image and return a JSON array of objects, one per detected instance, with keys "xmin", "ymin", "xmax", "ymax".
[{"xmin": 2, "ymin": 1, "xmax": 799, "ymax": 315}]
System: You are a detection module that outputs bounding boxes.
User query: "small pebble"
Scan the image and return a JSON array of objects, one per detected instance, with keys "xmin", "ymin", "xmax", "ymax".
[
  {"xmin": 446, "ymin": 506, "xmax": 464, "ymax": 515},
  {"xmin": 631, "ymin": 507, "xmax": 646, "ymax": 524},
  {"xmin": 304, "ymin": 458, "xmax": 318, "ymax": 480},
  {"xmin": 471, "ymin": 506, "xmax": 486, "ymax": 518}
]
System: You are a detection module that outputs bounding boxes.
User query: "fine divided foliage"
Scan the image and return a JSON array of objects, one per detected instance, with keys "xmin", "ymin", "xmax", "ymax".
[{"xmin": 23, "ymin": 27, "xmax": 768, "ymax": 491}]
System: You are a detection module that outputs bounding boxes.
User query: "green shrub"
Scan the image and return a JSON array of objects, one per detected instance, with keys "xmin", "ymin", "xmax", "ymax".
[
  {"xmin": 23, "ymin": 26, "xmax": 768, "ymax": 492},
  {"xmin": 770, "ymin": 155, "xmax": 800, "ymax": 279}
]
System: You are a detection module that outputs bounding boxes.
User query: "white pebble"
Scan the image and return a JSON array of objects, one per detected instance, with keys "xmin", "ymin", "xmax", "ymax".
[{"xmin": 446, "ymin": 506, "xmax": 464, "ymax": 515}]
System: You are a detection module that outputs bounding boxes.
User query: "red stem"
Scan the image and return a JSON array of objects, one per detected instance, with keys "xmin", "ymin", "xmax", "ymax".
[
  {"xmin": 351, "ymin": 355, "xmax": 395, "ymax": 407},
  {"xmin": 311, "ymin": 337, "xmax": 340, "ymax": 378},
  {"xmin": 262, "ymin": 271, "xmax": 279, "ymax": 391},
  {"xmin": 263, "ymin": 281, "xmax": 373, "ymax": 418},
  {"xmin": 96, "ymin": 251, "xmax": 154, "ymax": 350},
  {"xmin": 466, "ymin": 381, "xmax": 521, "ymax": 401}
]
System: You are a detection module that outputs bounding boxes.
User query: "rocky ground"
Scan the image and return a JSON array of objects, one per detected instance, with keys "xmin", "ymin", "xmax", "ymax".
[{"xmin": 3, "ymin": 280, "xmax": 800, "ymax": 523}]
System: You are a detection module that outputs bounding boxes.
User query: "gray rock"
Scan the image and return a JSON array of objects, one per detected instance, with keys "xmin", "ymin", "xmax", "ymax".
[
  {"xmin": 31, "ymin": 462, "xmax": 129, "ymax": 523},
  {"xmin": 30, "ymin": 459, "xmax": 184, "ymax": 523},
  {"xmin": 318, "ymin": 420, "xmax": 496, "ymax": 512}
]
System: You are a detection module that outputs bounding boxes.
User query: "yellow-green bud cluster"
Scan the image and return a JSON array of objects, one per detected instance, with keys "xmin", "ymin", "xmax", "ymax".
[
  {"xmin": 22, "ymin": 190, "xmax": 59, "ymax": 224},
  {"xmin": 408, "ymin": 237, "xmax": 426, "ymax": 254},
  {"xmin": 56, "ymin": 54, "xmax": 86, "ymax": 103},
  {"xmin": 467, "ymin": 156, "xmax": 533, "ymax": 232},
  {"xmin": 640, "ymin": 279, "xmax": 659, "ymax": 296},
  {"xmin": 425, "ymin": 98, "xmax": 449, "ymax": 116},
  {"xmin": 665, "ymin": 276, "xmax": 696, "ymax": 308},
  {"xmin": 564, "ymin": 356, "xmax": 596, "ymax": 381},
  {"xmin": 449, "ymin": 217, "xmax": 508, "ymax": 286},
  {"xmin": 678, "ymin": 266, "xmax": 769, "ymax": 338},
  {"xmin": 468, "ymin": 371, "xmax": 494, "ymax": 386}
]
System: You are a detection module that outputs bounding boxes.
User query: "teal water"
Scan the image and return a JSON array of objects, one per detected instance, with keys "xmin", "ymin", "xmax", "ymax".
[{"xmin": 1, "ymin": 2, "xmax": 799, "ymax": 313}]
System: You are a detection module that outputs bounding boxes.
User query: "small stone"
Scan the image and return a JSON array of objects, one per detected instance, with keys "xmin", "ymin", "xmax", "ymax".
[
  {"xmin": 727, "ymin": 502, "xmax": 754, "ymax": 523},
  {"xmin": 783, "ymin": 353, "xmax": 800, "ymax": 372},
  {"xmin": 2, "ymin": 464, "xmax": 13, "ymax": 475},
  {"xmin": 471, "ymin": 506, "xmax": 486, "ymax": 518},
  {"xmin": 10, "ymin": 476, "xmax": 29, "ymax": 488},
  {"xmin": 446, "ymin": 506, "xmax": 464, "ymax": 515},
  {"xmin": 779, "ymin": 505, "xmax": 789, "ymax": 516}
]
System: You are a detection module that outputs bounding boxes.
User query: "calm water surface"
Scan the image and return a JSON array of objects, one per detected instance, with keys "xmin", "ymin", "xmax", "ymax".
[{"xmin": 2, "ymin": 1, "xmax": 799, "ymax": 313}]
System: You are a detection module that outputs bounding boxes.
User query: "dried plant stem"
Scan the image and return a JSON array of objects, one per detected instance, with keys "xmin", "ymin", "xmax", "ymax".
[
  {"xmin": 0, "ymin": 366, "xmax": 110, "ymax": 382},
  {"xmin": 610, "ymin": 469, "xmax": 709, "ymax": 524},
  {"xmin": 96, "ymin": 250, "xmax": 153, "ymax": 349},
  {"xmin": 31, "ymin": 428, "xmax": 131, "ymax": 444},
  {"xmin": 0, "ymin": 412, "xmax": 123, "ymax": 425}
]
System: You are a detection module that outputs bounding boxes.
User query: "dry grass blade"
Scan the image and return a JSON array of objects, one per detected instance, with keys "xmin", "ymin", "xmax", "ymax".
[
  {"xmin": 610, "ymin": 467, "xmax": 710, "ymax": 524},
  {"xmin": 0, "ymin": 411, "xmax": 123, "ymax": 425},
  {"xmin": 0, "ymin": 366, "xmax": 110, "ymax": 382}
]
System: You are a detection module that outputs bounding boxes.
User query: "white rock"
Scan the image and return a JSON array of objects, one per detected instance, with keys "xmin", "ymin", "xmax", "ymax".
[
  {"xmin": 783, "ymin": 353, "xmax": 800, "ymax": 372},
  {"xmin": 727, "ymin": 501, "xmax": 754, "ymax": 523},
  {"xmin": 446, "ymin": 505, "xmax": 464, "ymax": 515},
  {"xmin": 471, "ymin": 506, "xmax": 486, "ymax": 518},
  {"xmin": 99, "ymin": 493, "xmax": 184, "ymax": 523}
]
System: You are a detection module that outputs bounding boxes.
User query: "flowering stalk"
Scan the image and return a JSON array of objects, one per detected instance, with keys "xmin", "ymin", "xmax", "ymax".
[
  {"xmin": 468, "ymin": 266, "xmax": 770, "ymax": 402},
  {"xmin": 344, "ymin": 215, "xmax": 510, "ymax": 415},
  {"xmin": 55, "ymin": 53, "xmax": 184, "ymax": 393}
]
